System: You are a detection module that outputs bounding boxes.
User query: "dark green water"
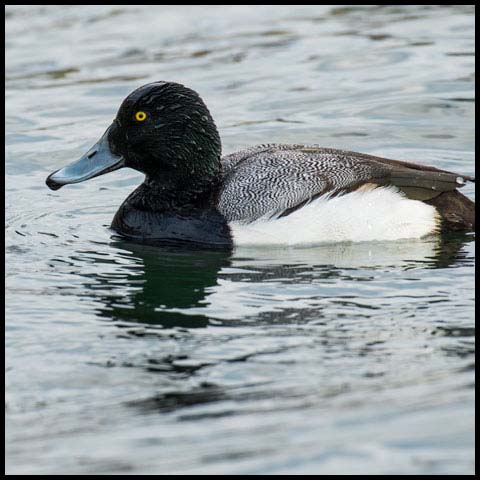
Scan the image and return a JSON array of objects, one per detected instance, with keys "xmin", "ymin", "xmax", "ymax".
[{"xmin": 5, "ymin": 5, "xmax": 474, "ymax": 475}]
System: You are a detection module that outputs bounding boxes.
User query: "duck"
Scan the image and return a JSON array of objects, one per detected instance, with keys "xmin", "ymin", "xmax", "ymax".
[{"xmin": 46, "ymin": 81, "xmax": 475, "ymax": 248}]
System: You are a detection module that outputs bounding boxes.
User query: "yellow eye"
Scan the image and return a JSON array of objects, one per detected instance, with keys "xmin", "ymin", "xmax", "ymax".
[{"xmin": 135, "ymin": 111, "xmax": 147, "ymax": 122}]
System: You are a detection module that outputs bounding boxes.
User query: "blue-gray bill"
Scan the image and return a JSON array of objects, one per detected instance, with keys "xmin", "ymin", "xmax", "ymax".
[{"xmin": 45, "ymin": 125, "xmax": 123, "ymax": 191}]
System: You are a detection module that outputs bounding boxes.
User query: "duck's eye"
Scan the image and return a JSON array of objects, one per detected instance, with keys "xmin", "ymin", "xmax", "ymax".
[{"xmin": 134, "ymin": 111, "xmax": 147, "ymax": 122}]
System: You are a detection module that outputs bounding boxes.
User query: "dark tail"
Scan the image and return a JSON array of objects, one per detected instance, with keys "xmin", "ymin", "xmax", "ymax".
[{"xmin": 425, "ymin": 190, "xmax": 475, "ymax": 232}]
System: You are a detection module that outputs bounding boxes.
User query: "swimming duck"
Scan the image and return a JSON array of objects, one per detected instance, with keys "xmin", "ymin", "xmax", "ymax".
[{"xmin": 46, "ymin": 81, "xmax": 475, "ymax": 248}]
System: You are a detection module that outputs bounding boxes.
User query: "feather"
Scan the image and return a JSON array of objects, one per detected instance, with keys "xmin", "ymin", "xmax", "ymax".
[{"xmin": 218, "ymin": 145, "xmax": 474, "ymax": 229}]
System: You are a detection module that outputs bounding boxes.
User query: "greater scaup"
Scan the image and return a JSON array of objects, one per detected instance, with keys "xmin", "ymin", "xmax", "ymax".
[{"xmin": 46, "ymin": 81, "xmax": 475, "ymax": 248}]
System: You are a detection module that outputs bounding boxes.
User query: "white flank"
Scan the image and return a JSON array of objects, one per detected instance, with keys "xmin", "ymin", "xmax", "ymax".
[{"xmin": 229, "ymin": 186, "xmax": 440, "ymax": 246}]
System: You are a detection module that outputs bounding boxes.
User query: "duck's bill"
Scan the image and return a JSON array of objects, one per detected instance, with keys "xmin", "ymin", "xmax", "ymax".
[{"xmin": 46, "ymin": 126, "xmax": 124, "ymax": 191}]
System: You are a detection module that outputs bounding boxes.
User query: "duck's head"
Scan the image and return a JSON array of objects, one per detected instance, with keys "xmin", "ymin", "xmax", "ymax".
[{"xmin": 46, "ymin": 81, "xmax": 222, "ymax": 191}]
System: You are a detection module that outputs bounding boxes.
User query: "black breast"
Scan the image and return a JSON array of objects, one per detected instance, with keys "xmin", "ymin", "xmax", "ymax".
[{"xmin": 111, "ymin": 202, "xmax": 233, "ymax": 249}]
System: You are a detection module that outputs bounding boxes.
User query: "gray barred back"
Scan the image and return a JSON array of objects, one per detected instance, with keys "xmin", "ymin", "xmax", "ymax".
[{"xmin": 217, "ymin": 144, "xmax": 392, "ymax": 222}]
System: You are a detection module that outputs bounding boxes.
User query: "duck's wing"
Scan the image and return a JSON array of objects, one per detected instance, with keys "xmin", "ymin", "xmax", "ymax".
[{"xmin": 218, "ymin": 144, "xmax": 474, "ymax": 222}]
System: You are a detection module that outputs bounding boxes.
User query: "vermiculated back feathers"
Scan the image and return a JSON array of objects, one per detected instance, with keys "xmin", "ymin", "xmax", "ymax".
[{"xmin": 217, "ymin": 144, "xmax": 474, "ymax": 224}]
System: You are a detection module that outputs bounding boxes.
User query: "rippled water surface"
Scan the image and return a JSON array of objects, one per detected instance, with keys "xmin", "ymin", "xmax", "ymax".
[{"xmin": 5, "ymin": 5, "xmax": 475, "ymax": 475}]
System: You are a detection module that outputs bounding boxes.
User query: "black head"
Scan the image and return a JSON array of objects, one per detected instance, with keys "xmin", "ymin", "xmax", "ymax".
[
  {"xmin": 112, "ymin": 82, "xmax": 221, "ymax": 178},
  {"xmin": 46, "ymin": 81, "xmax": 222, "ymax": 190}
]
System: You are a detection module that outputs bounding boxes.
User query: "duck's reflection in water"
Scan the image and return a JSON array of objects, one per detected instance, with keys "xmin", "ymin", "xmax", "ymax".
[
  {"xmin": 89, "ymin": 242, "xmax": 232, "ymax": 328},
  {"xmin": 46, "ymin": 234, "xmax": 473, "ymax": 415},
  {"xmin": 63, "ymin": 233, "xmax": 473, "ymax": 329}
]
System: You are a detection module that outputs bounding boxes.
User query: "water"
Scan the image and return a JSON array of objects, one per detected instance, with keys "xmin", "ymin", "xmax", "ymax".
[{"xmin": 5, "ymin": 5, "xmax": 475, "ymax": 475}]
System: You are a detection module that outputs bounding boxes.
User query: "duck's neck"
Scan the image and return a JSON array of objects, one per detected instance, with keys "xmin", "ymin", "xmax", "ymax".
[{"xmin": 128, "ymin": 169, "xmax": 221, "ymax": 214}]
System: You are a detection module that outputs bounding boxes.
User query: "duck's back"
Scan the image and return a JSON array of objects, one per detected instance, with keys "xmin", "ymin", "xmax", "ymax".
[{"xmin": 217, "ymin": 144, "xmax": 474, "ymax": 245}]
